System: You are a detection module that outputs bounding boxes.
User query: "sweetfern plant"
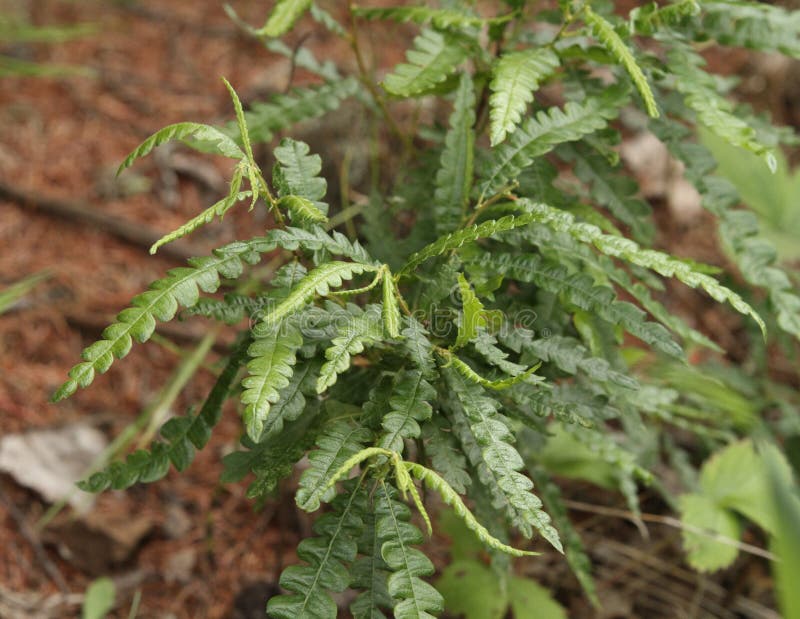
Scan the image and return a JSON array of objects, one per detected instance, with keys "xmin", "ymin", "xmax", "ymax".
[{"xmin": 55, "ymin": 1, "xmax": 800, "ymax": 616}]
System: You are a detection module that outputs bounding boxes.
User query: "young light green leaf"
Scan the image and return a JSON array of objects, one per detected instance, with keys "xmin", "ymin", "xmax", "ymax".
[
  {"xmin": 489, "ymin": 48, "xmax": 560, "ymax": 145},
  {"xmin": 405, "ymin": 462, "xmax": 539, "ymax": 557},
  {"xmin": 583, "ymin": 7, "xmax": 659, "ymax": 118},
  {"xmin": 278, "ymin": 195, "xmax": 329, "ymax": 224},
  {"xmin": 258, "ymin": 0, "xmax": 312, "ymax": 38},
  {"xmin": 241, "ymin": 322, "xmax": 304, "ymax": 442},
  {"xmin": 261, "ymin": 262, "xmax": 380, "ymax": 328},
  {"xmin": 454, "ymin": 273, "xmax": 486, "ymax": 349},
  {"xmin": 150, "ymin": 166, "xmax": 248, "ymax": 254},
  {"xmin": 383, "ymin": 28, "xmax": 469, "ymax": 97},
  {"xmin": 382, "ymin": 268, "xmax": 401, "ymax": 338},
  {"xmin": 117, "ymin": 122, "xmax": 244, "ymax": 174}
]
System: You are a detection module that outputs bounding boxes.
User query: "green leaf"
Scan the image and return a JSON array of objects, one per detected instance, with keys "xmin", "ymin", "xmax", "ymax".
[
  {"xmin": 382, "ymin": 269, "xmax": 401, "ymax": 338},
  {"xmin": 444, "ymin": 368, "xmax": 562, "ymax": 550},
  {"xmin": 678, "ymin": 493, "xmax": 741, "ymax": 572},
  {"xmin": 651, "ymin": 116, "xmax": 800, "ymax": 340},
  {"xmin": 690, "ymin": 1, "xmax": 800, "ymax": 58},
  {"xmin": 454, "ymin": 274, "xmax": 485, "ymax": 349},
  {"xmin": 507, "ymin": 577, "xmax": 566, "ymax": 619},
  {"xmin": 82, "ymin": 577, "xmax": 115, "ymax": 619},
  {"xmin": 380, "ymin": 369, "xmax": 436, "ymax": 453},
  {"xmin": 80, "ymin": 335, "xmax": 251, "ymax": 493},
  {"xmin": 237, "ymin": 78, "xmax": 360, "ymax": 144},
  {"xmin": 558, "ymin": 143, "xmax": 653, "ymax": 243},
  {"xmin": 273, "ymin": 138, "xmax": 329, "ymax": 217},
  {"xmin": 398, "ymin": 212, "xmax": 542, "ymax": 277},
  {"xmin": 317, "ymin": 306, "xmax": 384, "ymax": 393},
  {"xmin": 54, "ymin": 240, "xmax": 269, "ymax": 401},
  {"xmin": 353, "ymin": 6, "xmax": 511, "ymax": 29},
  {"xmin": 268, "ymin": 479, "xmax": 367, "ymax": 619},
  {"xmin": 468, "ymin": 251, "xmax": 684, "ymax": 359},
  {"xmin": 407, "ymin": 462, "xmax": 540, "ymax": 557},
  {"xmin": 241, "ymin": 322, "xmax": 304, "ymax": 441},
  {"xmin": 258, "ymin": 0, "xmax": 312, "ymax": 37},
  {"xmin": 262, "ymin": 261, "xmax": 380, "ymax": 328},
  {"xmin": 582, "ymin": 7, "xmax": 659, "ymax": 118},
  {"xmin": 667, "ymin": 46, "xmax": 775, "ymax": 171},
  {"xmin": 422, "ymin": 417, "xmax": 472, "ymax": 494},
  {"xmin": 435, "ymin": 560, "xmax": 507, "ymax": 619},
  {"xmin": 478, "ymin": 85, "xmax": 630, "ymax": 198},
  {"xmin": 278, "ymin": 195, "xmax": 329, "ymax": 224},
  {"xmin": 489, "ymin": 48, "xmax": 559, "ymax": 145},
  {"xmin": 296, "ymin": 420, "xmax": 373, "ymax": 512},
  {"xmin": 376, "ymin": 481, "xmax": 445, "ymax": 619},
  {"xmin": 150, "ymin": 173, "xmax": 249, "ymax": 253},
  {"xmin": 434, "ymin": 72, "xmax": 476, "ymax": 234},
  {"xmin": 513, "ymin": 200, "xmax": 766, "ymax": 335},
  {"xmin": 117, "ymin": 122, "xmax": 244, "ymax": 174},
  {"xmin": 383, "ymin": 28, "xmax": 469, "ymax": 97},
  {"xmin": 350, "ymin": 493, "xmax": 394, "ymax": 619}
]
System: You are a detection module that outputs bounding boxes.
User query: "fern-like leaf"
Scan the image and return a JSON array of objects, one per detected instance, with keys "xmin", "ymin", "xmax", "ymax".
[
  {"xmin": 398, "ymin": 212, "xmax": 540, "ymax": 276},
  {"xmin": 667, "ymin": 46, "xmax": 776, "ymax": 171},
  {"xmin": 296, "ymin": 419, "xmax": 373, "ymax": 512},
  {"xmin": 240, "ymin": 322, "xmax": 304, "ymax": 441},
  {"xmin": 454, "ymin": 273, "xmax": 486, "ymax": 349},
  {"xmin": 262, "ymin": 261, "xmax": 380, "ymax": 328},
  {"xmin": 489, "ymin": 48, "xmax": 559, "ymax": 146},
  {"xmin": 150, "ymin": 187, "xmax": 251, "ymax": 254},
  {"xmin": 478, "ymin": 84, "xmax": 630, "ymax": 197},
  {"xmin": 317, "ymin": 306, "xmax": 384, "ymax": 393},
  {"xmin": 690, "ymin": 1, "xmax": 800, "ymax": 58},
  {"xmin": 524, "ymin": 334, "xmax": 638, "ymax": 389},
  {"xmin": 558, "ymin": 143, "xmax": 653, "ymax": 243},
  {"xmin": 375, "ymin": 481, "xmax": 444, "ymax": 619},
  {"xmin": 273, "ymin": 138, "xmax": 329, "ymax": 218},
  {"xmin": 241, "ymin": 78, "xmax": 359, "ymax": 143},
  {"xmin": 78, "ymin": 335, "xmax": 251, "ymax": 492},
  {"xmin": 258, "ymin": 0, "xmax": 312, "ymax": 37},
  {"xmin": 582, "ymin": 7, "xmax": 659, "ymax": 118},
  {"xmin": 53, "ymin": 240, "xmax": 267, "ymax": 401},
  {"xmin": 383, "ymin": 28, "xmax": 469, "ymax": 97},
  {"xmin": 268, "ymin": 479, "xmax": 367, "ymax": 619},
  {"xmin": 444, "ymin": 368, "xmax": 562, "ymax": 550},
  {"xmin": 379, "ymin": 369, "xmax": 436, "ymax": 453},
  {"xmin": 406, "ymin": 462, "xmax": 539, "ymax": 557},
  {"xmin": 515, "ymin": 199, "xmax": 765, "ymax": 334},
  {"xmin": 269, "ymin": 225, "xmax": 378, "ymax": 265},
  {"xmin": 353, "ymin": 6, "xmax": 510, "ymax": 29},
  {"xmin": 446, "ymin": 353, "xmax": 543, "ymax": 391},
  {"xmin": 382, "ymin": 269, "xmax": 402, "ymax": 338},
  {"xmin": 422, "ymin": 417, "xmax": 471, "ymax": 494},
  {"xmin": 468, "ymin": 250, "xmax": 684, "ymax": 358},
  {"xmin": 400, "ymin": 318, "xmax": 437, "ymax": 377},
  {"xmin": 117, "ymin": 122, "xmax": 243, "ymax": 174},
  {"xmin": 350, "ymin": 492, "xmax": 394, "ymax": 619},
  {"xmin": 278, "ymin": 195, "xmax": 329, "ymax": 224},
  {"xmin": 434, "ymin": 72, "xmax": 475, "ymax": 234}
]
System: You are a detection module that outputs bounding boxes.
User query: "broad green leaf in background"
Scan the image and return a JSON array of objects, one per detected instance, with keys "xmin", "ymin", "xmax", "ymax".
[
  {"xmin": 701, "ymin": 127, "xmax": 800, "ymax": 262},
  {"xmin": 82, "ymin": 577, "xmax": 115, "ymax": 619},
  {"xmin": 507, "ymin": 576, "xmax": 567, "ymax": 619},
  {"xmin": 678, "ymin": 493, "xmax": 741, "ymax": 572},
  {"xmin": 679, "ymin": 440, "xmax": 800, "ymax": 572},
  {"xmin": 436, "ymin": 560, "xmax": 508, "ymax": 619}
]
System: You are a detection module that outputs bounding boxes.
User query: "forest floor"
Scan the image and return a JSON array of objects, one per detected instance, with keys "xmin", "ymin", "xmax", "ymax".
[{"xmin": 0, "ymin": 1, "xmax": 797, "ymax": 618}]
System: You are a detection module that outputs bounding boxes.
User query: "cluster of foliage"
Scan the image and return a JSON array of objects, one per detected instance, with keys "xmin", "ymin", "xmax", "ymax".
[{"xmin": 54, "ymin": 0, "xmax": 800, "ymax": 616}]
